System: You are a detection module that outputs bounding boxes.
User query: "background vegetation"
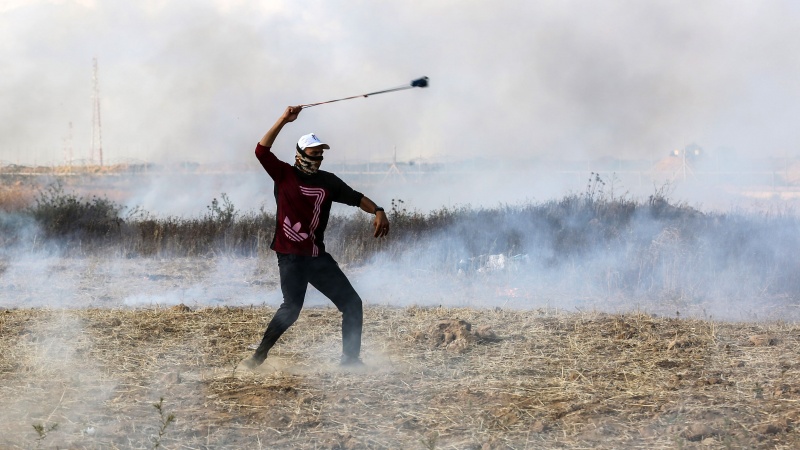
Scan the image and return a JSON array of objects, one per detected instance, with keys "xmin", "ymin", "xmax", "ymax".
[{"xmin": 2, "ymin": 177, "xmax": 799, "ymax": 301}]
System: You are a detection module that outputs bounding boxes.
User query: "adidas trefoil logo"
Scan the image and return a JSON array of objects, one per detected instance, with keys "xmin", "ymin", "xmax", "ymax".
[{"xmin": 283, "ymin": 216, "xmax": 309, "ymax": 242}]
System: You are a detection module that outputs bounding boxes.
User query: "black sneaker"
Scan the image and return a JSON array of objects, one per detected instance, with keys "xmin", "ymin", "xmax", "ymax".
[
  {"xmin": 340, "ymin": 355, "xmax": 365, "ymax": 367},
  {"xmin": 242, "ymin": 356, "xmax": 264, "ymax": 370}
]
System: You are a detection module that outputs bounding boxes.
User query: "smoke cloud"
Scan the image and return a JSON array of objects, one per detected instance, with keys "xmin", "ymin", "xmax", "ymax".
[
  {"xmin": 2, "ymin": 0, "xmax": 800, "ymax": 320},
  {"xmin": 2, "ymin": 0, "xmax": 800, "ymax": 167}
]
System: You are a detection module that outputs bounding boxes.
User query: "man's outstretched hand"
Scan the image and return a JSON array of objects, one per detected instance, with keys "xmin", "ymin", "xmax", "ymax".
[
  {"xmin": 373, "ymin": 211, "xmax": 390, "ymax": 238},
  {"xmin": 359, "ymin": 197, "xmax": 390, "ymax": 238}
]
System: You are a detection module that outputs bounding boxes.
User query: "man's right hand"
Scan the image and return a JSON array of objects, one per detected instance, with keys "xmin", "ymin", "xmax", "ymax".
[
  {"xmin": 281, "ymin": 105, "xmax": 302, "ymax": 123},
  {"xmin": 260, "ymin": 106, "xmax": 302, "ymax": 147}
]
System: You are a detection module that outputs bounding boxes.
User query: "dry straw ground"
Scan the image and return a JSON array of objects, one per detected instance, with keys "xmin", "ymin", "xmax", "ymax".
[
  {"xmin": 1, "ymin": 305, "xmax": 799, "ymax": 449},
  {"xmin": 3, "ymin": 178, "xmax": 800, "ymax": 448}
]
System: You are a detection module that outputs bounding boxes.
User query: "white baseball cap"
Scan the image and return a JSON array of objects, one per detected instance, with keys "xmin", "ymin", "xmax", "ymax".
[{"xmin": 297, "ymin": 133, "xmax": 330, "ymax": 151}]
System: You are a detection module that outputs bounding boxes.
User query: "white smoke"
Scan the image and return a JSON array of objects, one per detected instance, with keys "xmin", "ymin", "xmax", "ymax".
[{"xmin": 2, "ymin": 0, "xmax": 800, "ymax": 166}]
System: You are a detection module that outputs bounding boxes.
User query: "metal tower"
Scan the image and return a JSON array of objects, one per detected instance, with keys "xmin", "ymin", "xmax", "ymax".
[{"xmin": 90, "ymin": 57, "xmax": 103, "ymax": 166}]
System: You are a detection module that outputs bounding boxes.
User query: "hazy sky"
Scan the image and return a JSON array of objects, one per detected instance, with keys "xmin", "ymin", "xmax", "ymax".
[{"xmin": 2, "ymin": 0, "xmax": 800, "ymax": 166}]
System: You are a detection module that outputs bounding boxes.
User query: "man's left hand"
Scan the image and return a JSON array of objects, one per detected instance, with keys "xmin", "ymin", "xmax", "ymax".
[{"xmin": 373, "ymin": 212, "xmax": 390, "ymax": 238}]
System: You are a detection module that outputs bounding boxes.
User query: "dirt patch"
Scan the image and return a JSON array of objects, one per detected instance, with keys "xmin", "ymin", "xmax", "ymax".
[
  {"xmin": 1, "ymin": 307, "xmax": 799, "ymax": 448},
  {"xmin": 413, "ymin": 318, "xmax": 500, "ymax": 352}
]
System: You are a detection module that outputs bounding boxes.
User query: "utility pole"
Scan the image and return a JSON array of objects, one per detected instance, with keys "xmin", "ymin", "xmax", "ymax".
[{"xmin": 90, "ymin": 57, "xmax": 103, "ymax": 166}]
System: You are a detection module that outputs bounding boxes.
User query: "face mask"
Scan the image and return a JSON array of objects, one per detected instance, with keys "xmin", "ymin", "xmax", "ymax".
[{"xmin": 295, "ymin": 145, "xmax": 324, "ymax": 175}]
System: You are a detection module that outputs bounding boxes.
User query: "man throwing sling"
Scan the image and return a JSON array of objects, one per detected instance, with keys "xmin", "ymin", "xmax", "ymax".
[{"xmin": 244, "ymin": 105, "xmax": 390, "ymax": 369}]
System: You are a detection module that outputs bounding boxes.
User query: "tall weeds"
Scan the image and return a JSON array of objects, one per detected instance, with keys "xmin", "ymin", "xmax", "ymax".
[
  {"xmin": 6, "ymin": 182, "xmax": 800, "ymax": 300},
  {"xmin": 29, "ymin": 183, "xmax": 123, "ymax": 240}
]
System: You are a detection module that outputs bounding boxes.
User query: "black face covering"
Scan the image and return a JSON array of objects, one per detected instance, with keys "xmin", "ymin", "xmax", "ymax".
[{"xmin": 295, "ymin": 145, "xmax": 324, "ymax": 175}]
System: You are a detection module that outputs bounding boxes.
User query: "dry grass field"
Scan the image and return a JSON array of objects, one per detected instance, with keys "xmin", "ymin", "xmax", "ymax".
[
  {"xmin": 1, "ymin": 305, "xmax": 799, "ymax": 449},
  {"xmin": 3, "ymin": 177, "xmax": 800, "ymax": 448}
]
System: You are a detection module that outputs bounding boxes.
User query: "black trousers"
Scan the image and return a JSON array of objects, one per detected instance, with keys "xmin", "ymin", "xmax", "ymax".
[{"xmin": 253, "ymin": 252, "xmax": 363, "ymax": 362}]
